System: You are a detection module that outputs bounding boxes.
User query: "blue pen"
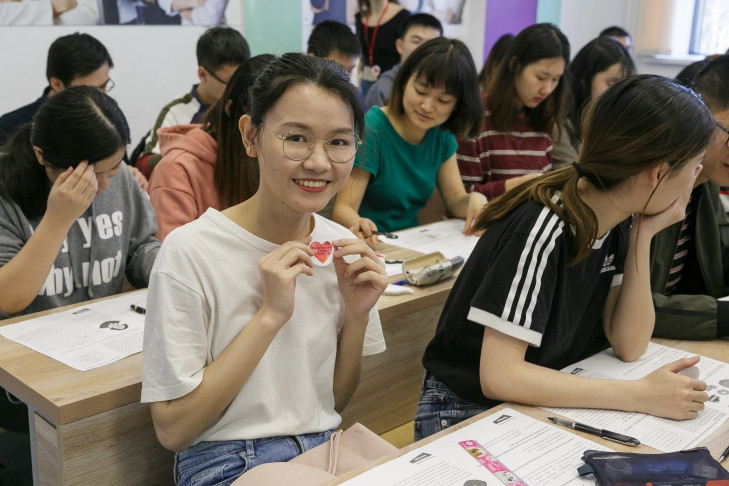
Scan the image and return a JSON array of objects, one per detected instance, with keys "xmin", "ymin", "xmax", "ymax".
[{"xmin": 392, "ymin": 279, "xmax": 408, "ymax": 286}]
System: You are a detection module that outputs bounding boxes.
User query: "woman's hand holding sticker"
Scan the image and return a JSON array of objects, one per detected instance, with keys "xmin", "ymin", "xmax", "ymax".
[
  {"xmin": 332, "ymin": 238, "xmax": 387, "ymax": 320},
  {"xmin": 258, "ymin": 238, "xmax": 314, "ymax": 326}
]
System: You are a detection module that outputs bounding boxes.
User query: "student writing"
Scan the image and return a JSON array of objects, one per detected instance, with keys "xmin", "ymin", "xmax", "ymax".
[{"xmin": 333, "ymin": 37, "xmax": 486, "ymax": 240}]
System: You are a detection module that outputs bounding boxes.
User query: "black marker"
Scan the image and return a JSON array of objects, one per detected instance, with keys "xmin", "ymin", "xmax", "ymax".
[{"xmin": 130, "ymin": 304, "xmax": 146, "ymax": 315}]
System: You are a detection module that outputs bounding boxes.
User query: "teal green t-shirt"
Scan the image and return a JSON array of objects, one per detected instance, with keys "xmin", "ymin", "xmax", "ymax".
[{"xmin": 354, "ymin": 106, "xmax": 458, "ymax": 232}]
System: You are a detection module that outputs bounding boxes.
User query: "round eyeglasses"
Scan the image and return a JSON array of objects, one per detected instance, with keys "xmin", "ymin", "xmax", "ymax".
[{"xmin": 264, "ymin": 126, "xmax": 361, "ymax": 164}]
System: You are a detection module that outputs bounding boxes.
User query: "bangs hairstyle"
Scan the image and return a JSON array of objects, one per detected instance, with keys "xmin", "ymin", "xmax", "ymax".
[
  {"xmin": 472, "ymin": 75, "xmax": 714, "ymax": 264},
  {"xmin": 486, "ymin": 23, "xmax": 570, "ymax": 135},
  {"xmin": 387, "ymin": 37, "xmax": 482, "ymax": 138},
  {"xmin": 248, "ymin": 53, "xmax": 365, "ymax": 140},
  {"xmin": 0, "ymin": 86, "xmax": 129, "ymax": 220},
  {"xmin": 567, "ymin": 36, "xmax": 635, "ymax": 142}
]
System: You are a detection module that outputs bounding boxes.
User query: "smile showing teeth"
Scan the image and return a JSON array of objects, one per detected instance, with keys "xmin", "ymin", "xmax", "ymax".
[{"xmin": 294, "ymin": 179, "xmax": 328, "ymax": 188}]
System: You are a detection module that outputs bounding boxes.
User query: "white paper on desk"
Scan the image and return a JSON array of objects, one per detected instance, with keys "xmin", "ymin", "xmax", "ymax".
[
  {"xmin": 545, "ymin": 342, "xmax": 729, "ymax": 452},
  {"xmin": 0, "ymin": 290, "xmax": 147, "ymax": 371},
  {"xmin": 340, "ymin": 408, "xmax": 611, "ymax": 486},
  {"xmin": 379, "ymin": 219, "xmax": 479, "ymax": 261}
]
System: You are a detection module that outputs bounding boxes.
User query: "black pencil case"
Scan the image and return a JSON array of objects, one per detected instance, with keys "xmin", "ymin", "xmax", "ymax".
[{"xmin": 577, "ymin": 447, "xmax": 729, "ymax": 486}]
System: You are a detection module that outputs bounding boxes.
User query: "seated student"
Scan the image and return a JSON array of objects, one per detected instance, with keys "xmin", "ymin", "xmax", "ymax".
[
  {"xmin": 0, "ymin": 86, "xmax": 160, "ymax": 442},
  {"xmin": 133, "ymin": 26, "xmax": 250, "ymax": 178},
  {"xmin": 477, "ymin": 33, "xmax": 514, "ymax": 93},
  {"xmin": 599, "ymin": 25, "xmax": 633, "ymax": 53},
  {"xmin": 0, "ymin": 86, "xmax": 160, "ymax": 319},
  {"xmin": 552, "ymin": 36, "xmax": 635, "ymax": 169},
  {"xmin": 364, "ymin": 13, "xmax": 443, "ymax": 109},
  {"xmin": 307, "ymin": 19, "xmax": 361, "ymax": 80},
  {"xmin": 333, "ymin": 37, "xmax": 486, "ymax": 239},
  {"xmin": 457, "ymin": 23, "xmax": 569, "ymax": 199},
  {"xmin": 416, "ymin": 75, "xmax": 712, "ymax": 440},
  {"xmin": 148, "ymin": 55, "xmax": 273, "ymax": 241},
  {"xmin": 141, "ymin": 53, "xmax": 386, "ymax": 486},
  {"xmin": 651, "ymin": 55, "xmax": 729, "ymax": 340}
]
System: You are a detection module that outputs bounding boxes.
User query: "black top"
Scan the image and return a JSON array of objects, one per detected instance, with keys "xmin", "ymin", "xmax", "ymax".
[
  {"xmin": 355, "ymin": 8, "xmax": 410, "ymax": 74},
  {"xmin": 0, "ymin": 88, "xmax": 51, "ymax": 147},
  {"xmin": 422, "ymin": 197, "xmax": 630, "ymax": 406}
]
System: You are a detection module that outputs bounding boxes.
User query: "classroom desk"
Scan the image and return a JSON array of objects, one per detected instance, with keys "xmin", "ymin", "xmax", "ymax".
[
  {"xmin": 332, "ymin": 336, "xmax": 729, "ymax": 484},
  {"xmin": 0, "ymin": 233, "xmax": 456, "ymax": 485}
]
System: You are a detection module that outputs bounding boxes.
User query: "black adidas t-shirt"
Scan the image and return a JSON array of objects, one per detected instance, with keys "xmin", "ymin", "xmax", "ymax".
[{"xmin": 422, "ymin": 198, "xmax": 630, "ymax": 406}]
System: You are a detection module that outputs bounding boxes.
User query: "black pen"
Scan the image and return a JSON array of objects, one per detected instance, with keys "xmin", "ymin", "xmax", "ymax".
[
  {"xmin": 130, "ymin": 304, "xmax": 146, "ymax": 315},
  {"xmin": 547, "ymin": 417, "xmax": 641, "ymax": 446},
  {"xmin": 720, "ymin": 442, "xmax": 729, "ymax": 462},
  {"xmin": 372, "ymin": 231, "xmax": 398, "ymax": 239}
]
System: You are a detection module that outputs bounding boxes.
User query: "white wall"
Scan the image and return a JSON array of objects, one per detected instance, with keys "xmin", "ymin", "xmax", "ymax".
[
  {"xmin": 0, "ymin": 16, "xmax": 242, "ymax": 147},
  {"xmin": 556, "ymin": 0, "xmax": 687, "ymax": 79}
]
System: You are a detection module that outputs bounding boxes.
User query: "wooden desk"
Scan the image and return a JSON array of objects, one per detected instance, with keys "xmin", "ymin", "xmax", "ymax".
[
  {"xmin": 333, "ymin": 337, "xmax": 729, "ymax": 484},
  {"xmin": 0, "ymin": 239, "xmax": 457, "ymax": 484}
]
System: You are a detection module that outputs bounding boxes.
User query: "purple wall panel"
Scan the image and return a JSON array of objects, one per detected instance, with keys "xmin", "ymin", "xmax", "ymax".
[{"xmin": 483, "ymin": 0, "xmax": 538, "ymax": 64}]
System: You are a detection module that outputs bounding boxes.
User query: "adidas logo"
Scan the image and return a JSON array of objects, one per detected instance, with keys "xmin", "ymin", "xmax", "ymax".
[{"xmin": 601, "ymin": 253, "xmax": 616, "ymax": 273}]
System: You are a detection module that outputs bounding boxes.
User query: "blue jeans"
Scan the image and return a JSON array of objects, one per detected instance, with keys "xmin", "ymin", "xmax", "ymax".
[
  {"xmin": 174, "ymin": 430, "xmax": 334, "ymax": 486},
  {"xmin": 414, "ymin": 372, "xmax": 486, "ymax": 441}
]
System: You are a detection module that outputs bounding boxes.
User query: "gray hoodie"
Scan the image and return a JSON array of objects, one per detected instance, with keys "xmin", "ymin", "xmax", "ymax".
[{"xmin": 0, "ymin": 164, "xmax": 161, "ymax": 319}]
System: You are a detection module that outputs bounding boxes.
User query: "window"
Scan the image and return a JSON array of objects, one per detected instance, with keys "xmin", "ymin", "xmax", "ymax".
[{"xmin": 691, "ymin": 0, "xmax": 729, "ymax": 55}]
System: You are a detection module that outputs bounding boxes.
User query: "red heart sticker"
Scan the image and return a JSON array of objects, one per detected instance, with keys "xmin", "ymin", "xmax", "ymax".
[{"xmin": 310, "ymin": 241, "xmax": 333, "ymax": 266}]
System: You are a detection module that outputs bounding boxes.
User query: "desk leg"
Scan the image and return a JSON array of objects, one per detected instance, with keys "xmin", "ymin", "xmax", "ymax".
[{"xmin": 26, "ymin": 406, "xmax": 40, "ymax": 486}]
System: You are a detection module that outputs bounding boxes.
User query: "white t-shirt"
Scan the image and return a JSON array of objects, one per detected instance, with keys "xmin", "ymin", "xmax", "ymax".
[{"xmin": 141, "ymin": 209, "xmax": 386, "ymax": 443}]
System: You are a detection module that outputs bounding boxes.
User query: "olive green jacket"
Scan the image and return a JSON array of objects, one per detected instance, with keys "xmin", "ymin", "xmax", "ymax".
[{"xmin": 650, "ymin": 182, "xmax": 729, "ymax": 340}]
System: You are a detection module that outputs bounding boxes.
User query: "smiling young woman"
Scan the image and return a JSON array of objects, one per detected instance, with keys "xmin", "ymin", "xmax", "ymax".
[{"xmin": 333, "ymin": 37, "xmax": 486, "ymax": 242}]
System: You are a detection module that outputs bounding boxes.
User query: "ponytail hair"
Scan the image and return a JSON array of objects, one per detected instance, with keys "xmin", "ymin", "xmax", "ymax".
[
  {"xmin": 204, "ymin": 54, "xmax": 274, "ymax": 208},
  {"xmin": 472, "ymin": 75, "xmax": 714, "ymax": 263},
  {"xmin": 0, "ymin": 86, "xmax": 129, "ymax": 220}
]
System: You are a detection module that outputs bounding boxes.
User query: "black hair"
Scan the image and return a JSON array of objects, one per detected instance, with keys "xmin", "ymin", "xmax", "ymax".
[
  {"xmin": 566, "ymin": 36, "xmax": 636, "ymax": 142},
  {"xmin": 307, "ymin": 20, "xmax": 361, "ymax": 58},
  {"xmin": 196, "ymin": 26, "xmax": 251, "ymax": 71},
  {"xmin": 599, "ymin": 26, "xmax": 631, "ymax": 39},
  {"xmin": 691, "ymin": 55, "xmax": 729, "ymax": 112},
  {"xmin": 0, "ymin": 86, "xmax": 129, "ymax": 220},
  {"xmin": 398, "ymin": 13, "xmax": 443, "ymax": 38},
  {"xmin": 248, "ymin": 53, "xmax": 365, "ymax": 139},
  {"xmin": 46, "ymin": 32, "xmax": 113, "ymax": 87},
  {"xmin": 486, "ymin": 23, "xmax": 570, "ymax": 134},
  {"xmin": 474, "ymin": 75, "xmax": 714, "ymax": 264},
  {"xmin": 478, "ymin": 33, "xmax": 515, "ymax": 92},
  {"xmin": 675, "ymin": 59, "xmax": 712, "ymax": 87},
  {"xmin": 387, "ymin": 37, "xmax": 482, "ymax": 138},
  {"xmin": 203, "ymin": 54, "xmax": 275, "ymax": 208}
]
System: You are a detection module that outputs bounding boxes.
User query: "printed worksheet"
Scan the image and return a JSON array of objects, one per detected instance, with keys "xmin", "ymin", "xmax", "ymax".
[
  {"xmin": 0, "ymin": 290, "xmax": 147, "ymax": 371},
  {"xmin": 378, "ymin": 219, "xmax": 479, "ymax": 261},
  {"xmin": 340, "ymin": 408, "xmax": 612, "ymax": 486},
  {"xmin": 546, "ymin": 342, "xmax": 729, "ymax": 452}
]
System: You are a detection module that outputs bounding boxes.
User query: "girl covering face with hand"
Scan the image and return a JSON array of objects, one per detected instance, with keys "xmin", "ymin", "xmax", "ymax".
[
  {"xmin": 416, "ymin": 75, "xmax": 713, "ymax": 440},
  {"xmin": 333, "ymin": 37, "xmax": 486, "ymax": 242},
  {"xmin": 141, "ymin": 53, "xmax": 387, "ymax": 486},
  {"xmin": 0, "ymin": 85, "xmax": 160, "ymax": 319}
]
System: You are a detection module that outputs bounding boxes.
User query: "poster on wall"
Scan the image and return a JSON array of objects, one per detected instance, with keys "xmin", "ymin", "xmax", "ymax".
[
  {"xmin": 0, "ymin": 0, "xmax": 238, "ymax": 25},
  {"xmin": 302, "ymin": 0, "xmax": 468, "ymax": 51}
]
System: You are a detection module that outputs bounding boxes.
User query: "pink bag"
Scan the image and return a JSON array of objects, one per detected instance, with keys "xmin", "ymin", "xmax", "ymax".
[{"xmin": 232, "ymin": 423, "xmax": 398, "ymax": 485}]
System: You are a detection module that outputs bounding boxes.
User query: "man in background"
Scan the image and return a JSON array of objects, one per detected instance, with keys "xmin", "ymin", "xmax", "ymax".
[
  {"xmin": 132, "ymin": 26, "xmax": 250, "ymax": 178},
  {"xmin": 365, "ymin": 13, "xmax": 443, "ymax": 109},
  {"xmin": 650, "ymin": 55, "xmax": 729, "ymax": 340},
  {"xmin": 307, "ymin": 19, "xmax": 361, "ymax": 81}
]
